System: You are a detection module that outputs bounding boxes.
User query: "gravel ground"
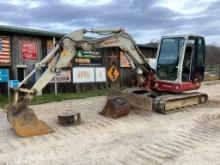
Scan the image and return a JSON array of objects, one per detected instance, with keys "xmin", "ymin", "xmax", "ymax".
[{"xmin": 1, "ymin": 81, "xmax": 220, "ymax": 165}]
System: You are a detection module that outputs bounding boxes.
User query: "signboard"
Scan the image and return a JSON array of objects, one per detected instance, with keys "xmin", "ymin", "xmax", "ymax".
[
  {"xmin": 75, "ymin": 50, "xmax": 102, "ymax": 66},
  {"xmin": 107, "ymin": 65, "xmax": 119, "ymax": 82},
  {"xmin": 72, "ymin": 67, "xmax": 107, "ymax": 83},
  {"xmin": 120, "ymin": 51, "xmax": 131, "ymax": 68},
  {"xmin": 9, "ymin": 80, "xmax": 19, "ymax": 88},
  {"xmin": 77, "ymin": 50, "xmax": 101, "ymax": 58},
  {"xmin": 22, "ymin": 41, "xmax": 37, "ymax": 60},
  {"xmin": 50, "ymin": 70, "xmax": 71, "ymax": 83},
  {"xmin": 0, "ymin": 36, "xmax": 11, "ymax": 65},
  {"xmin": 0, "ymin": 69, "xmax": 9, "ymax": 83},
  {"xmin": 95, "ymin": 67, "xmax": 106, "ymax": 82},
  {"xmin": 73, "ymin": 67, "xmax": 95, "ymax": 83}
]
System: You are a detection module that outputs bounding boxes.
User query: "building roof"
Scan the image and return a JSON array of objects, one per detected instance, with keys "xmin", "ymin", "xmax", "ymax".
[
  {"xmin": 0, "ymin": 24, "xmax": 65, "ymax": 38},
  {"xmin": 0, "ymin": 25, "xmax": 160, "ymax": 48},
  {"xmin": 138, "ymin": 42, "xmax": 158, "ymax": 49}
]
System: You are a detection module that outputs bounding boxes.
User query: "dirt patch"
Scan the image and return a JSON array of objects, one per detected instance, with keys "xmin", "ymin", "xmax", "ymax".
[{"xmin": 1, "ymin": 82, "xmax": 220, "ymax": 165}]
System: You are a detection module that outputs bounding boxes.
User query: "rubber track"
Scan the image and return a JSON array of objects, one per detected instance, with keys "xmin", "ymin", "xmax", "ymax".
[{"xmin": 153, "ymin": 92, "xmax": 208, "ymax": 114}]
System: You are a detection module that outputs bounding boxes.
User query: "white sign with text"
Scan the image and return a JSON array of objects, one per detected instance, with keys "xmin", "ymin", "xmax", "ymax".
[
  {"xmin": 95, "ymin": 67, "xmax": 106, "ymax": 82},
  {"xmin": 50, "ymin": 70, "xmax": 72, "ymax": 83},
  {"xmin": 73, "ymin": 67, "xmax": 95, "ymax": 83},
  {"xmin": 72, "ymin": 67, "xmax": 106, "ymax": 83}
]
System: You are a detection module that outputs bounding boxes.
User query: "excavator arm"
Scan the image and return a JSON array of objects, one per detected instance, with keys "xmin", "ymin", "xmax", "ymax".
[{"xmin": 6, "ymin": 28, "xmax": 153, "ymax": 137}]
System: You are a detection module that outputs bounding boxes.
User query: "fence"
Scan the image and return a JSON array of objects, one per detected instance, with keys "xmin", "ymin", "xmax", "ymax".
[{"xmin": 205, "ymin": 64, "xmax": 220, "ymax": 81}]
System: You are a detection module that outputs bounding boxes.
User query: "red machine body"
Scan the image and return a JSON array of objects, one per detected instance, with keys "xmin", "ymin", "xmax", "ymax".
[{"xmin": 155, "ymin": 80, "xmax": 201, "ymax": 93}]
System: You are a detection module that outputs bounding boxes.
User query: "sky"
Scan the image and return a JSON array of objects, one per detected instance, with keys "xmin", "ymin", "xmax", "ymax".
[{"xmin": 0, "ymin": 0, "xmax": 219, "ymax": 45}]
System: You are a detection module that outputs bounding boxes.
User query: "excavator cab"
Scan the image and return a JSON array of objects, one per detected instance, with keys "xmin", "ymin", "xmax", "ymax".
[{"xmin": 155, "ymin": 35, "xmax": 205, "ymax": 92}]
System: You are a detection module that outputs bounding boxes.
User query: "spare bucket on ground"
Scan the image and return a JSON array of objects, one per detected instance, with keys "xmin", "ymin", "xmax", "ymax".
[{"xmin": 100, "ymin": 96, "xmax": 129, "ymax": 118}]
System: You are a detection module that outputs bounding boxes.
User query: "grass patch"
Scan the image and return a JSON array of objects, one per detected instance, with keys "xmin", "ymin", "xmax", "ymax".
[
  {"xmin": 0, "ymin": 95, "xmax": 9, "ymax": 108},
  {"xmin": 31, "ymin": 89, "xmax": 107, "ymax": 105},
  {"xmin": 0, "ymin": 89, "xmax": 107, "ymax": 108}
]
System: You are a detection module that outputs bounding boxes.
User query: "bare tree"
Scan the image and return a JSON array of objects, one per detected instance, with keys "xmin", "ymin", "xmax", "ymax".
[{"xmin": 206, "ymin": 44, "xmax": 220, "ymax": 65}]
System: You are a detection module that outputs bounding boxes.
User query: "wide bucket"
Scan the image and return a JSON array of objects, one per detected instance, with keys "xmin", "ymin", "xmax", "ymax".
[
  {"xmin": 6, "ymin": 102, "xmax": 53, "ymax": 138},
  {"xmin": 100, "ymin": 96, "xmax": 130, "ymax": 118}
]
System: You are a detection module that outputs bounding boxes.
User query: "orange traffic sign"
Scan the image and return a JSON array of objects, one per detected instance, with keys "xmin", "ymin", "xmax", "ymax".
[{"xmin": 107, "ymin": 65, "xmax": 119, "ymax": 82}]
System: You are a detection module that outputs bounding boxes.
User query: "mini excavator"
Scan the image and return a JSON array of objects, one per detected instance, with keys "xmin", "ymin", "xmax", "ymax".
[{"xmin": 4, "ymin": 29, "xmax": 208, "ymax": 137}]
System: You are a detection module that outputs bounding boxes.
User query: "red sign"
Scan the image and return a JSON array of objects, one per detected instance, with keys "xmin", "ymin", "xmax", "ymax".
[{"xmin": 22, "ymin": 42, "xmax": 37, "ymax": 60}]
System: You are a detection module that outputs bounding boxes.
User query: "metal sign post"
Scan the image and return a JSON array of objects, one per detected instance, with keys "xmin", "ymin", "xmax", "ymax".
[
  {"xmin": 0, "ymin": 69, "xmax": 10, "ymax": 100},
  {"xmin": 7, "ymin": 77, "xmax": 10, "ymax": 100},
  {"xmin": 54, "ymin": 74, "xmax": 57, "ymax": 95}
]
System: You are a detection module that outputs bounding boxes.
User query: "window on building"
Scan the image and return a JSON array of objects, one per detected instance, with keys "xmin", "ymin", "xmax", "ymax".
[{"xmin": 17, "ymin": 65, "xmax": 26, "ymax": 82}]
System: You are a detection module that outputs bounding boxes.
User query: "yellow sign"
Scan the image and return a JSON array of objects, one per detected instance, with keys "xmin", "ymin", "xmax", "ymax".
[{"xmin": 107, "ymin": 65, "xmax": 119, "ymax": 82}]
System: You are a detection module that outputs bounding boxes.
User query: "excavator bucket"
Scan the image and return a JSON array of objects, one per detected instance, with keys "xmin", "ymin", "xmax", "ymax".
[
  {"xmin": 100, "ymin": 96, "xmax": 130, "ymax": 118},
  {"xmin": 5, "ymin": 101, "xmax": 53, "ymax": 138}
]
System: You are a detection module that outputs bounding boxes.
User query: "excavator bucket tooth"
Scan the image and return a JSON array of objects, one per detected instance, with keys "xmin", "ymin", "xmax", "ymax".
[
  {"xmin": 100, "ymin": 96, "xmax": 130, "ymax": 118},
  {"xmin": 5, "ymin": 102, "xmax": 53, "ymax": 138}
]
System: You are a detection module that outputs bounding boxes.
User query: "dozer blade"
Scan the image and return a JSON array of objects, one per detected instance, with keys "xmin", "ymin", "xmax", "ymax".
[
  {"xmin": 5, "ymin": 102, "xmax": 53, "ymax": 138},
  {"xmin": 107, "ymin": 88, "xmax": 152, "ymax": 111}
]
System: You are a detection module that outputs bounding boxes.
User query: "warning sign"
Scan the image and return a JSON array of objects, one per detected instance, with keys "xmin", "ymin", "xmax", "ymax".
[{"xmin": 107, "ymin": 65, "xmax": 119, "ymax": 82}]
